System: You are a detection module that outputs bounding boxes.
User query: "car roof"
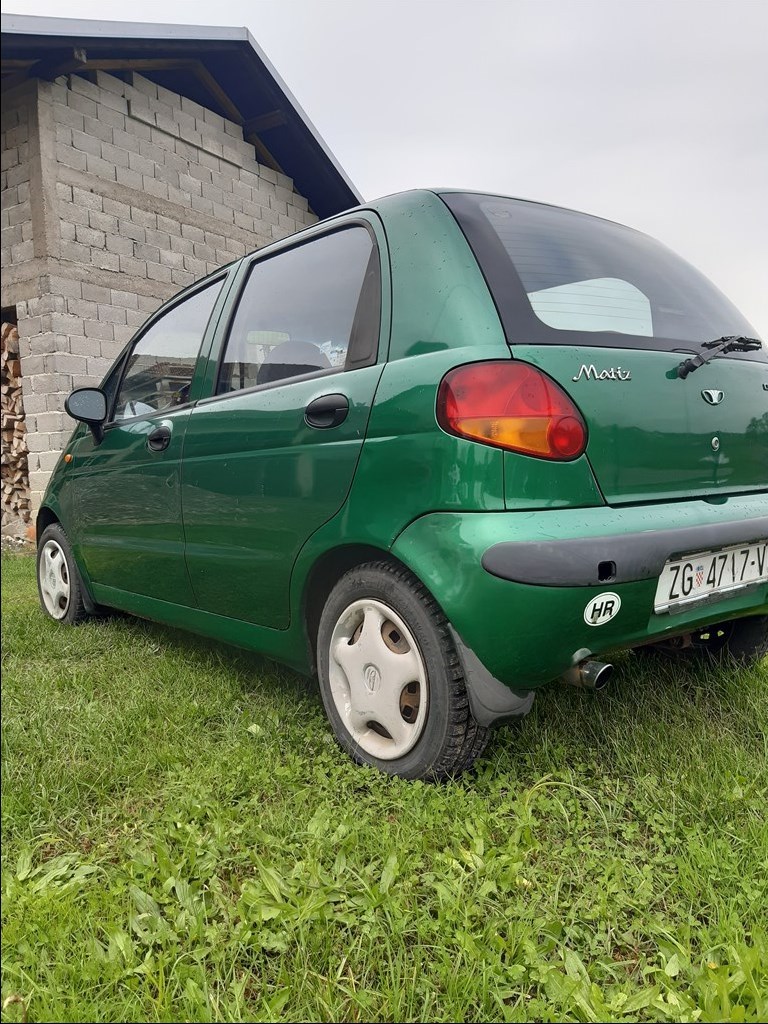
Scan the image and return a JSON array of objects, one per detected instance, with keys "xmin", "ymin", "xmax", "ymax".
[{"xmin": 188, "ymin": 188, "xmax": 640, "ymax": 288}]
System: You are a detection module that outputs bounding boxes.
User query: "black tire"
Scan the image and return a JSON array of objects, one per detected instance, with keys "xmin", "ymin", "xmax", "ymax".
[
  {"xmin": 638, "ymin": 615, "xmax": 767, "ymax": 667},
  {"xmin": 36, "ymin": 523, "xmax": 92, "ymax": 625},
  {"xmin": 689, "ymin": 615, "xmax": 767, "ymax": 666},
  {"xmin": 316, "ymin": 561, "xmax": 489, "ymax": 781}
]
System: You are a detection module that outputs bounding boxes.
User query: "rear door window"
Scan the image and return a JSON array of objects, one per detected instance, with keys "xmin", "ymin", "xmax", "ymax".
[
  {"xmin": 216, "ymin": 227, "xmax": 379, "ymax": 395},
  {"xmin": 442, "ymin": 192, "xmax": 763, "ymax": 356}
]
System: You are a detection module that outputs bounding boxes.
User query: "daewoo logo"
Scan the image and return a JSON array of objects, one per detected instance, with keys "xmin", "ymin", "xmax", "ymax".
[
  {"xmin": 363, "ymin": 664, "xmax": 381, "ymax": 693},
  {"xmin": 701, "ymin": 389, "xmax": 724, "ymax": 405},
  {"xmin": 572, "ymin": 364, "xmax": 632, "ymax": 382}
]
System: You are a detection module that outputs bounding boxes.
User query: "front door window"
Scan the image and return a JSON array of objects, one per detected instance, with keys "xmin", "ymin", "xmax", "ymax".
[{"xmin": 114, "ymin": 281, "xmax": 223, "ymax": 420}]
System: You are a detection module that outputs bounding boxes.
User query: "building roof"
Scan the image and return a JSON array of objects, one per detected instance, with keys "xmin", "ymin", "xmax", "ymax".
[{"xmin": 1, "ymin": 13, "xmax": 363, "ymax": 218}]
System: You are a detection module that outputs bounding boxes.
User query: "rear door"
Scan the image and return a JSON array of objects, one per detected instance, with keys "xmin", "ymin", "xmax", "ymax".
[
  {"xmin": 181, "ymin": 219, "xmax": 386, "ymax": 629},
  {"xmin": 443, "ymin": 192, "xmax": 768, "ymax": 505}
]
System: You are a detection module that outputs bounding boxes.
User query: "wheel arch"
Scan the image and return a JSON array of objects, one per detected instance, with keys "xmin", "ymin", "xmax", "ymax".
[
  {"xmin": 36, "ymin": 507, "xmax": 99, "ymax": 614},
  {"xmin": 300, "ymin": 536, "xmax": 535, "ymax": 729},
  {"xmin": 301, "ymin": 543, "xmax": 407, "ymax": 673},
  {"xmin": 35, "ymin": 505, "xmax": 60, "ymax": 544}
]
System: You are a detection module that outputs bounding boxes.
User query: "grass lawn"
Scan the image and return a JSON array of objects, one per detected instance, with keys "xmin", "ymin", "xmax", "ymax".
[{"xmin": 1, "ymin": 552, "xmax": 766, "ymax": 1023}]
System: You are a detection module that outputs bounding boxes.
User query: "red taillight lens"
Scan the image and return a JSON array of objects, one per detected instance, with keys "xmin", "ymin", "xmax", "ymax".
[{"xmin": 436, "ymin": 361, "xmax": 587, "ymax": 460}]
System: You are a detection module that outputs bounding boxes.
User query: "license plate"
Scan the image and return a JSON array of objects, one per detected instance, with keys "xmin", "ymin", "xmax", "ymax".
[{"xmin": 654, "ymin": 540, "xmax": 768, "ymax": 614}]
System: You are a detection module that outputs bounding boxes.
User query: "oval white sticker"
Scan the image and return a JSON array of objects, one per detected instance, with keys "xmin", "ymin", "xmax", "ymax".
[{"xmin": 584, "ymin": 592, "xmax": 621, "ymax": 626}]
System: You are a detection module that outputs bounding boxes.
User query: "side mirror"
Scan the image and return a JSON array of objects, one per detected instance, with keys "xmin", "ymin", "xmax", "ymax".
[{"xmin": 65, "ymin": 387, "xmax": 108, "ymax": 443}]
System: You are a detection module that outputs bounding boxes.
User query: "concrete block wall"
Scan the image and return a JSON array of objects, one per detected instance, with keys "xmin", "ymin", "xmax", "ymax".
[
  {"xmin": 0, "ymin": 87, "xmax": 33, "ymax": 275},
  {"xmin": 1, "ymin": 71, "xmax": 318, "ymax": 515}
]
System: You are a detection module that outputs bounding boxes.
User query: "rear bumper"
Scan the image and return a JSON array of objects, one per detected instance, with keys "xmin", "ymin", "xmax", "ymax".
[
  {"xmin": 482, "ymin": 514, "xmax": 768, "ymax": 586},
  {"xmin": 391, "ymin": 494, "xmax": 768, "ymax": 710}
]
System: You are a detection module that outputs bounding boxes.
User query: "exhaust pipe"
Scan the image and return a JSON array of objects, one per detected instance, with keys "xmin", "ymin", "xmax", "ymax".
[{"xmin": 560, "ymin": 659, "xmax": 613, "ymax": 691}]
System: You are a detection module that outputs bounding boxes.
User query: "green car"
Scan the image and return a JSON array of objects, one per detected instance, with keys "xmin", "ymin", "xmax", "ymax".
[{"xmin": 37, "ymin": 190, "xmax": 768, "ymax": 779}]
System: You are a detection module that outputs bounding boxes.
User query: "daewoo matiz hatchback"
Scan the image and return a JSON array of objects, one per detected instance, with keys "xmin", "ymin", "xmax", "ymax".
[{"xmin": 38, "ymin": 190, "xmax": 768, "ymax": 779}]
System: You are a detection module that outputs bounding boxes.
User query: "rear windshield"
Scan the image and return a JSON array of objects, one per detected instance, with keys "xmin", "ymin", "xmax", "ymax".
[{"xmin": 443, "ymin": 192, "xmax": 763, "ymax": 357}]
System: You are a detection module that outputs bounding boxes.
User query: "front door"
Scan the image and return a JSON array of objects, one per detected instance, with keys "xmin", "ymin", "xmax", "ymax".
[
  {"xmin": 182, "ymin": 221, "xmax": 385, "ymax": 629},
  {"xmin": 70, "ymin": 277, "xmax": 226, "ymax": 605}
]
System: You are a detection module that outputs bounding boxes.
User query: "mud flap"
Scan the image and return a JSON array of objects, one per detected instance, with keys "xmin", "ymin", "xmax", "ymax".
[{"xmin": 450, "ymin": 626, "xmax": 535, "ymax": 727}]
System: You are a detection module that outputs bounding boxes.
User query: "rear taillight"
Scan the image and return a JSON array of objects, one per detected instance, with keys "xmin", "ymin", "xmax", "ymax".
[{"xmin": 436, "ymin": 361, "xmax": 587, "ymax": 460}]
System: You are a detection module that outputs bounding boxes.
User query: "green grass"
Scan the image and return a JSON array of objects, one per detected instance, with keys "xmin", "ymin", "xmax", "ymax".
[{"xmin": 1, "ymin": 553, "xmax": 767, "ymax": 1024}]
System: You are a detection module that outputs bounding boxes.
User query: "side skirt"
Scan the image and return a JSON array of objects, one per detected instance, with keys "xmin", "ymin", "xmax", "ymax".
[{"xmin": 90, "ymin": 583, "xmax": 312, "ymax": 675}]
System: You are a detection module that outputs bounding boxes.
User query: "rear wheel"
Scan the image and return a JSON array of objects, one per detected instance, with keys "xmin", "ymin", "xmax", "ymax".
[
  {"xmin": 317, "ymin": 561, "xmax": 489, "ymax": 780},
  {"xmin": 639, "ymin": 615, "xmax": 767, "ymax": 667},
  {"xmin": 689, "ymin": 615, "xmax": 767, "ymax": 666},
  {"xmin": 36, "ymin": 523, "xmax": 92, "ymax": 625}
]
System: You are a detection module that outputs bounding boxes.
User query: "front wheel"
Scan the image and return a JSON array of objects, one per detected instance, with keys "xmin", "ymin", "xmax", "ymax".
[
  {"xmin": 317, "ymin": 561, "xmax": 489, "ymax": 780},
  {"xmin": 36, "ymin": 523, "xmax": 92, "ymax": 625}
]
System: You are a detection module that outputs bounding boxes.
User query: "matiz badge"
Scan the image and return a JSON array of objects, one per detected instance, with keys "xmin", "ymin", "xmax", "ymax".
[
  {"xmin": 584, "ymin": 592, "xmax": 621, "ymax": 626},
  {"xmin": 572, "ymin": 364, "xmax": 632, "ymax": 382}
]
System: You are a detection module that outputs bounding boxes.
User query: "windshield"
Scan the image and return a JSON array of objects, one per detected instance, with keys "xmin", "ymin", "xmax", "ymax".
[{"xmin": 442, "ymin": 192, "xmax": 763, "ymax": 357}]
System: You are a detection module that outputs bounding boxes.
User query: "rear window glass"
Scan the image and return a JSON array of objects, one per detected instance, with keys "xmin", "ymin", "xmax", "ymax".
[{"xmin": 443, "ymin": 192, "xmax": 762, "ymax": 355}]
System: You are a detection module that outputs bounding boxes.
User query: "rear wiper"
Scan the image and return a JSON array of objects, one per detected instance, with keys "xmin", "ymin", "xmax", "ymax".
[{"xmin": 675, "ymin": 336, "xmax": 762, "ymax": 379}]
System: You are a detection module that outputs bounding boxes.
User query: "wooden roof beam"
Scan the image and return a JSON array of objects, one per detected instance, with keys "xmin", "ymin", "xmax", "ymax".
[
  {"xmin": 243, "ymin": 110, "xmax": 288, "ymax": 135},
  {"xmin": 37, "ymin": 46, "xmax": 88, "ymax": 79}
]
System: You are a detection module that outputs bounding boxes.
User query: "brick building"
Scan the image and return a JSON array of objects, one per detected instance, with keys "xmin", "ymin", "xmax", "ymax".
[{"xmin": 1, "ymin": 13, "xmax": 360, "ymax": 535}]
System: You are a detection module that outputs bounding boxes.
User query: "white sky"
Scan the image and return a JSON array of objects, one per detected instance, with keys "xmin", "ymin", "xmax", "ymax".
[{"xmin": 10, "ymin": 0, "xmax": 768, "ymax": 337}]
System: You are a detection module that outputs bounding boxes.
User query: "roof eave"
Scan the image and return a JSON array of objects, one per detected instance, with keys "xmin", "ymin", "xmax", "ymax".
[{"xmin": 0, "ymin": 12, "xmax": 363, "ymax": 217}]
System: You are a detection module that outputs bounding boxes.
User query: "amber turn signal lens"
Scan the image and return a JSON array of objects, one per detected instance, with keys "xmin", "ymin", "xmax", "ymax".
[{"xmin": 64, "ymin": 453, "xmax": 73, "ymax": 463}]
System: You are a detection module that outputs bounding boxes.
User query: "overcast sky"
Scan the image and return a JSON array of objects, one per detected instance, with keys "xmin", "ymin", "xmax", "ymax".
[{"xmin": 11, "ymin": 0, "xmax": 768, "ymax": 336}]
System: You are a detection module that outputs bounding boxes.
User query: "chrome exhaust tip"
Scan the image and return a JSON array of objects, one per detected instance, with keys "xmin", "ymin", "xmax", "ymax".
[{"xmin": 560, "ymin": 659, "xmax": 613, "ymax": 691}]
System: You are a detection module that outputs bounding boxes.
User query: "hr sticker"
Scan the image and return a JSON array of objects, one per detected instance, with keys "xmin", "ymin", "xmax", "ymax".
[{"xmin": 584, "ymin": 592, "xmax": 621, "ymax": 626}]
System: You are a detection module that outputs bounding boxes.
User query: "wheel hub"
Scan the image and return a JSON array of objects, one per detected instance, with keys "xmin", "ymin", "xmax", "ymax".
[
  {"xmin": 38, "ymin": 539, "xmax": 71, "ymax": 620},
  {"xmin": 328, "ymin": 598, "xmax": 428, "ymax": 760}
]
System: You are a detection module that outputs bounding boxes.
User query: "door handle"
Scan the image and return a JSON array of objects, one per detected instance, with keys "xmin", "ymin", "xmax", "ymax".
[
  {"xmin": 146, "ymin": 425, "xmax": 172, "ymax": 452},
  {"xmin": 305, "ymin": 393, "xmax": 349, "ymax": 429}
]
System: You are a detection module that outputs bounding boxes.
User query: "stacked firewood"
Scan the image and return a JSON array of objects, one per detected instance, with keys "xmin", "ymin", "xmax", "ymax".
[{"xmin": 1, "ymin": 322, "xmax": 32, "ymax": 531}]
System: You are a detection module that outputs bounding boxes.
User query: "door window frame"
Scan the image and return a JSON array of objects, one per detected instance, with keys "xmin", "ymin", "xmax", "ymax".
[
  {"xmin": 197, "ymin": 213, "xmax": 391, "ymax": 407},
  {"xmin": 101, "ymin": 268, "xmax": 235, "ymax": 429}
]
